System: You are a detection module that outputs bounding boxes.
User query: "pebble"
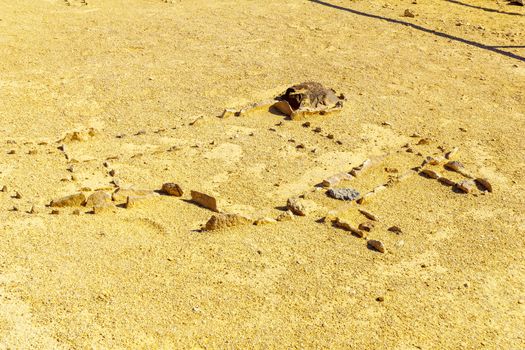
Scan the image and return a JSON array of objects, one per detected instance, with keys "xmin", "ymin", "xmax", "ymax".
[
  {"xmin": 313, "ymin": 127, "xmax": 322, "ymax": 133},
  {"xmin": 358, "ymin": 222, "xmax": 375, "ymax": 232},
  {"xmin": 286, "ymin": 197, "xmax": 317, "ymax": 216},
  {"xmin": 51, "ymin": 209, "xmax": 60, "ymax": 215},
  {"xmin": 204, "ymin": 213, "xmax": 252, "ymax": 231},
  {"xmin": 161, "ymin": 183, "xmax": 183, "ymax": 197},
  {"xmin": 14, "ymin": 191, "xmax": 22, "ymax": 199},
  {"xmin": 109, "ymin": 169, "xmax": 117, "ymax": 177},
  {"xmin": 219, "ymin": 109, "xmax": 237, "ymax": 118},
  {"xmin": 326, "ymin": 188, "xmax": 360, "ymax": 201},
  {"xmin": 50, "ymin": 193, "xmax": 86, "ymax": 207},
  {"xmin": 358, "ymin": 209, "xmax": 378, "ymax": 221},
  {"xmin": 368, "ymin": 239, "xmax": 386, "ymax": 253},
  {"xmin": 85, "ymin": 191, "xmax": 112, "ymax": 208},
  {"xmin": 417, "ymin": 138, "xmax": 431, "ymax": 145},
  {"xmin": 190, "ymin": 191, "xmax": 220, "ymax": 212},
  {"xmin": 254, "ymin": 217, "xmax": 277, "ymax": 225},
  {"xmin": 1, "ymin": 186, "xmax": 7, "ymax": 192},
  {"xmin": 28, "ymin": 205, "xmax": 38, "ymax": 214},
  {"xmin": 456, "ymin": 180, "xmax": 475, "ymax": 193},
  {"xmin": 403, "ymin": 9, "xmax": 415, "ymax": 17},
  {"xmin": 475, "ymin": 178, "xmax": 492, "ymax": 193},
  {"xmin": 7, "ymin": 150, "xmax": 16, "ymax": 155},
  {"xmin": 302, "ymin": 122, "xmax": 311, "ymax": 128},
  {"xmin": 276, "ymin": 210, "xmax": 294, "ymax": 222},
  {"xmin": 376, "ymin": 296, "xmax": 384, "ymax": 302},
  {"xmin": 388, "ymin": 226, "xmax": 403, "ymax": 234}
]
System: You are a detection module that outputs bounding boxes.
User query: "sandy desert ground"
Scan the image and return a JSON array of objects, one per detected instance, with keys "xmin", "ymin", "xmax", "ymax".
[{"xmin": 0, "ymin": 0, "xmax": 524, "ymax": 348}]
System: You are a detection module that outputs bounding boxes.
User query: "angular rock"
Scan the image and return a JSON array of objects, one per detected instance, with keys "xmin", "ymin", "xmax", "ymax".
[
  {"xmin": 50, "ymin": 193, "xmax": 86, "ymax": 207},
  {"xmin": 85, "ymin": 191, "xmax": 112, "ymax": 208},
  {"xmin": 190, "ymin": 190, "xmax": 220, "ymax": 212},
  {"xmin": 388, "ymin": 226, "xmax": 403, "ymax": 234},
  {"xmin": 368, "ymin": 239, "xmax": 386, "ymax": 253},
  {"xmin": 334, "ymin": 218, "xmax": 366, "ymax": 238},
  {"xmin": 350, "ymin": 159, "xmax": 372, "ymax": 177},
  {"xmin": 321, "ymin": 172, "xmax": 353, "ymax": 188},
  {"xmin": 286, "ymin": 197, "xmax": 317, "ymax": 216},
  {"xmin": 326, "ymin": 188, "xmax": 360, "ymax": 201},
  {"xmin": 204, "ymin": 213, "xmax": 252, "ymax": 231},
  {"xmin": 161, "ymin": 183, "xmax": 183, "ymax": 197},
  {"xmin": 421, "ymin": 169, "xmax": 441, "ymax": 179},
  {"xmin": 438, "ymin": 177, "xmax": 456, "ymax": 186},
  {"xmin": 358, "ymin": 209, "xmax": 378, "ymax": 221}
]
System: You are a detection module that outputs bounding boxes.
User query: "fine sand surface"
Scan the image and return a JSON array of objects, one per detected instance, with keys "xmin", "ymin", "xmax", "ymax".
[{"xmin": 0, "ymin": 0, "xmax": 524, "ymax": 348}]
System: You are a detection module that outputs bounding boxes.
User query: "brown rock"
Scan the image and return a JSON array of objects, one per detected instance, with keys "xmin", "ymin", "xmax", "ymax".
[
  {"xmin": 161, "ymin": 183, "xmax": 183, "ymax": 196},
  {"xmin": 190, "ymin": 191, "xmax": 220, "ymax": 212},
  {"xmin": 438, "ymin": 177, "xmax": 456, "ymax": 186},
  {"xmin": 204, "ymin": 213, "xmax": 252, "ymax": 231},
  {"xmin": 286, "ymin": 197, "xmax": 317, "ymax": 216},
  {"xmin": 85, "ymin": 191, "xmax": 112, "ymax": 208},
  {"xmin": 51, "ymin": 209, "xmax": 60, "ymax": 215},
  {"xmin": 421, "ymin": 169, "xmax": 441, "ymax": 179},
  {"xmin": 388, "ymin": 226, "xmax": 403, "ymax": 234},
  {"xmin": 368, "ymin": 239, "xmax": 386, "ymax": 253},
  {"xmin": 350, "ymin": 159, "xmax": 372, "ymax": 177},
  {"xmin": 50, "ymin": 193, "xmax": 86, "ymax": 207},
  {"xmin": 321, "ymin": 172, "xmax": 353, "ymax": 188},
  {"xmin": 334, "ymin": 218, "xmax": 365, "ymax": 238},
  {"xmin": 475, "ymin": 178, "xmax": 493, "ymax": 193},
  {"xmin": 94, "ymin": 203, "xmax": 116, "ymax": 214},
  {"xmin": 403, "ymin": 9, "xmax": 415, "ymax": 17},
  {"xmin": 359, "ymin": 222, "xmax": 375, "ymax": 232},
  {"xmin": 358, "ymin": 209, "xmax": 378, "ymax": 221}
]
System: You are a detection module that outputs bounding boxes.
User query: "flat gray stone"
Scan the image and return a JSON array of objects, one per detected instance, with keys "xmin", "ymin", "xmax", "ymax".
[{"xmin": 326, "ymin": 188, "xmax": 360, "ymax": 201}]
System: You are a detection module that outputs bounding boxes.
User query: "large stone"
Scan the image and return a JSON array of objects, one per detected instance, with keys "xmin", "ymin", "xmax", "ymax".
[
  {"xmin": 191, "ymin": 191, "xmax": 220, "ymax": 212},
  {"xmin": 326, "ymin": 188, "xmax": 360, "ymax": 201},
  {"xmin": 50, "ymin": 193, "xmax": 86, "ymax": 207},
  {"xmin": 286, "ymin": 197, "xmax": 317, "ymax": 216},
  {"xmin": 93, "ymin": 203, "xmax": 116, "ymax": 214},
  {"xmin": 85, "ymin": 191, "xmax": 112, "ymax": 208},
  {"xmin": 368, "ymin": 239, "xmax": 386, "ymax": 253},
  {"xmin": 204, "ymin": 213, "xmax": 252, "ymax": 231}
]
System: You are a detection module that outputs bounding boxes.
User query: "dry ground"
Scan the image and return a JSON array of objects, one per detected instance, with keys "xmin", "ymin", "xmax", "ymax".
[{"xmin": 0, "ymin": 0, "xmax": 524, "ymax": 348}]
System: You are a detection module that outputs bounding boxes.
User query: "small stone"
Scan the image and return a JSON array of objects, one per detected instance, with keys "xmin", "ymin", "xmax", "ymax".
[
  {"xmin": 204, "ymin": 213, "xmax": 252, "ymax": 231},
  {"xmin": 321, "ymin": 172, "xmax": 353, "ymax": 188},
  {"xmin": 72, "ymin": 209, "xmax": 80, "ymax": 215},
  {"xmin": 276, "ymin": 210, "xmax": 294, "ymax": 222},
  {"xmin": 438, "ymin": 177, "xmax": 456, "ymax": 186},
  {"xmin": 403, "ymin": 9, "xmax": 415, "ymax": 17},
  {"xmin": 28, "ymin": 205, "xmax": 38, "ymax": 214},
  {"xmin": 103, "ymin": 161, "xmax": 110, "ymax": 168},
  {"xmin": 51, "ymin": 209, "xmax": 60, "ymax": 215},
  {"xmin": 358, "ymin": 222, "xmax": 375, "ymax": 232},
  {"xmin": 302, "ymin": 122, "xmax": 311, "ymax": 128},
  {"xmin": 286, "ymin": 197, "xmax": 317, "ymax": 216},
  {"xmin": 406, "ymin": 147, "xmax": 414, "ymax": 153},
  {"xmin": 376, "ymin": 296, "xmax": 384, "ymax": 302},
  {"xmin": 254, "ymin": 217, "xmax": 277, "ymax": 225},
  {"xmin": 14, "ymin": 191, "xmax": 22, "ymax": 199},
  {"xmin": 85, "ymin": 191, "xmax": 112, "ymax": 208},
  {"xmin": 190, "ymin": 191, "xmax": 220, "ymax": 212},
  {"xmin": 388, "ymin": 226, "xmax": 403, "ymax": 234},
  {"xmin": 125, "ymin": 195, "xmax": 150, "ymax": 208},
  {"xmin": 456, "ymin": 180, "xmax": 475, "ymax": 193},
  {"xmin": 350, "ymin": 159, "xmax": 372, "ymax": 177},
  {"xmin": 326, "ymin": 188, "xmax": 360, "ymax": 201},
  {"xmin": 11, "ymin": 206, "xmax": 19, "ymax": 212},
  {"xmin": 421, "ymin": 169, "xmax": 441, "ymax": 179},
  {"xmin": 417, "ymin": 138, "xmax": 431, "ymax": 145},
  {"xmin": 444, "ymin": 161, "xmax": 465, "ymax": 172},
  {"xmin": 7, "ymin": 149, "xmax": 16, "ymax": 154},
  {"xmin": 1, "ymin": 185, "xmax": 7, "ymax": 192},
  {"xmin": 368, "ymin": 239, "xmax": 386, "ymax": 253},
  {"xmin": 161, "ymin": 183, "xmax": 183, "ymax": 196},
  {"xmin": 322, "ymin": 210, "xmax": 339, "ymax": 223},
  {"xmin": 28, "ymin": 149, "xmax": 38, "ymax": 155},
  {"xmin": 109, "ymin": 169, "xmax": 117, "ymax": 177},
  {"xmin": 313, "ymin": 127, "xmax": 322, "ymax": 133},
  {"xmin": 384, "ymin": 167, "xmax": 398, "ymax": 173},
  {"xmin": 219, "ymin": 108, "xmax": 237, "ymax": 118},
  {"xmin": 445, "ymin": 147, "xmax": 459, "ymax": 160},
  {"xmin": 327, "ymin": 134, "xmax": 334, "ymax": 140},
  {"xmin": 93, "ymin": 203, "xmax": 116, "ymax": 214},
  {"xmin": 475, "ymin": 178, "xmax": 492, "ymax": 193},
  {"xmin": 358, "ymin": 209, "xmax": 378, "ymax": 221},
  {"xmin": 50, "ymin": 193, "xmax": 86, "ymax": 207}
]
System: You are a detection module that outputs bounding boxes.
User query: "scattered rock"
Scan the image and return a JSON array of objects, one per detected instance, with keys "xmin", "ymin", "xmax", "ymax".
[
  {"xmin": 455, "ymin": 180, "xmax": 475, "ymax": 193},
  {"xmin": 388, "ymin": 226, "xmax": 403, "ymax": 234},
  {"xmin": 334, "ymin": 218, "xmax": 365, "ymax": 238},
  {"xmin": 475, "ymin": 178, "xmax": 492, "ymax": 193},
  {"xmin": 286, "ymin": 197, "xmax": 317, "ymax": 216},
  {"xmin": 85, "ymin": 191, "xmax": 112, "ymax": 208},
  {"xmin": 276, "ymin": 210, "xmax": 294, "ymax": 222},
  {"xmin": 358, "ymin": 209, "xmax": 378, "ymax": 221},
  {"xmin": 322, "ymin": 210, "xmax": 339, "ymax": 223},
  {"xmin": 254, "ymin": 217, "xmax": 277, "ymax": 225},
  {"xmin": 50, "ymin": 193, "xmax": 86, "ymax": 207},
  {"xmin": 313, "ymin": 127, "xmax": 322, "ymax": 133},
  {"xmin": 438, "ymin": 177, "xmax": 456, "ymax": 186},
  {"xmin": 326, "ymin": 188, "xmax": 360, "ymax": 201},
  {"xmin": 302, "ymin": 122, "xmax": 311, "ymax": 128},
  {"xmin": 161, "ymin": 183, "xmax": 183, "ymax": 197},
  {"xmin": 445, "ymin": 147, "xmax": 459, "ymax": 160},
  {"xmin": 368, "ymin": 239, "xmax": 386, "ymax": 253},
  {"xmin": 384, "ymin": 167, "xmax": 398, "ymax": 173},
  {"xmin": 190, "ymin": 191, "xmax": 220, "ymax": 212},
  {"xmin": 204, "ymin": 213, "xmax": 252, "ymax": 231},
  {"xmin": 28, "ymin": 205, "xmax": 39, "ymax": 214}
]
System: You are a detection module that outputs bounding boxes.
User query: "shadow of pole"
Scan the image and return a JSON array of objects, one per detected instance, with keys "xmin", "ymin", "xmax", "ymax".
[
  {"xmin": 309, "ymin": 0, "xmax": 525, "ymax": 63},
  {"xmin": 445, "ymin": 0, "xmax": 524, "ymax": 17}
]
